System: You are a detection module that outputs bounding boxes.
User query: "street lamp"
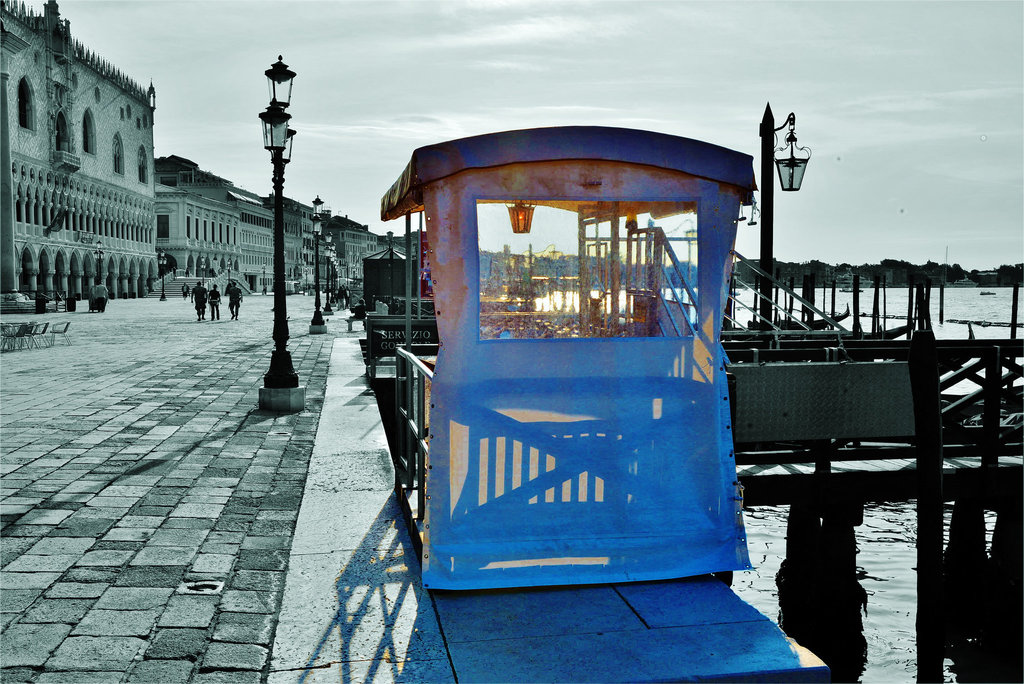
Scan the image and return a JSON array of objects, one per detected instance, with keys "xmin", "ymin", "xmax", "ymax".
[
  {"xmin": 758, "ymin": 103, "xmax": 810, "ymax": 329},
  {"xmin": 158, "ymin": 250, "xmax": 167, "ymax": 301},
  {"xmin": 323, "ymin": 236, "xmax": 334, "ymax": 315},
  {"xmin": 309, "ymin": 197, "xmax": 327, "ymax": 334},
  {"xmin": 258, "ymin": 55, "xmax": 303, "ymax": 411},
  {"xmin": 94, "ymin": 241, "xmax": 104, "ymax": 285}
]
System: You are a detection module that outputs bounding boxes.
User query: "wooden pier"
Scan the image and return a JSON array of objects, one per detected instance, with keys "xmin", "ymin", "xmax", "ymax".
[{"xmin": 725, "ymin": 333, "xmax": 1022, "ymax": 681}]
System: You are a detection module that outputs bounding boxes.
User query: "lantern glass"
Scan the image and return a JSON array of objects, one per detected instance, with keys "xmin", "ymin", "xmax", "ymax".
[
  {"xmin": 507, "ymin": 202, "xmax": 535, "ymax": 234},
  {"xmin": 312, "ymin": 214, "xmax": 321, "ymax": 235},
  {"xmin": 775, "ymin": 155, "xmax": 809, "ymax": 192},
  {"xmin": 283, "ymin": 128, "xmax": 295, "ymax": 162},
  {"xmin": 260, "ymin": 104, "xmax": 291, "ymax": 150},
  {"xmin": 265, "ymin": 56, "xmax": 296, "ymax": 106}
]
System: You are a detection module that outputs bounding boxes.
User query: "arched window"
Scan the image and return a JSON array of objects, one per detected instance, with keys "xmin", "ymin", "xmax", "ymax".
[
  {"xmin": 137, "ymin": 146, "xmax": 148, "ymax": 183},
  {"xmin": 113, "ymin": 135, "xmax": 123, "ymax": 174},
  {"xmin": 82, "ymin": 110, "xmax": 96, "ymax": 154},
  {"xmin": 55, "ymin": 111, "xmax": 70, "ymax": 152},
  {"xmin": 18, "ymin": 78, "xmax": 34, "ymax": 130}
]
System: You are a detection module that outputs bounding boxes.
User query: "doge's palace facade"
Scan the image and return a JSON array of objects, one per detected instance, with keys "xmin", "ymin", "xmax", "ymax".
[{"xmin": 2, "ymin": 0, "xmax": 157, "ymax": 299}]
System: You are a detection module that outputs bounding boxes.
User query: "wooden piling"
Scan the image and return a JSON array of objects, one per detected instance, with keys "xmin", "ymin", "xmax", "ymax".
[
  {"xmin": 983, "ymin": 346, "xmax": 1001, "ymax": 468},
  {"xmin": 830, "ymin": 279, "xmax": 837, "ymax": 319},
  {"xmin": 871, "ymin": 277, "xmax": 880, "ymax": 335},
  {"xmin": 907, "ymin": 330, "xmax": 945, "ymax": 683},
  {"xmin": 939, "ymin": 281, "xmax": 945, "ymax": 324},
  {"xmin": 883, "ymin": 276, "xmax": 888, "ymax": 334},
  {"xmin": 1011, "ymin": 283, "xmax": 1019, "ymax": 340},
  {"xmin": 906, "ymin": 276, "xmax": 915, "ymax": 340},
  {"xmin": 853, "ymin": 275, "xmax": 862, "ymax": 337}
]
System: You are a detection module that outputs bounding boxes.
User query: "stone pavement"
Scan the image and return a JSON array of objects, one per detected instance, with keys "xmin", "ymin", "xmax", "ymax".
[{"xmin": 1, "ymin": 294, "xmax": 353, "ymax": 683}]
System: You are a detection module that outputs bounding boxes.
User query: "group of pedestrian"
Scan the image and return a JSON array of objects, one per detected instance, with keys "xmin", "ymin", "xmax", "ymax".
[{"xmin": 189, "ymin": 280, "xmax": 243, "ymax": 321}]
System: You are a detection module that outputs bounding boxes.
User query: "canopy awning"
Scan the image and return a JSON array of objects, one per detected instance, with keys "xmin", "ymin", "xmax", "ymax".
[{"xmin": 380, "ymin": 126, "xmax": 755, "ymax": 221}]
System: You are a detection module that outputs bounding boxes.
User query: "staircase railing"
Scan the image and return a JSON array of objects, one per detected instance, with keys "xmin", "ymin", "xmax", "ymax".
[{"xmin": 726, "ymin": 251, "xmax": 851, "ymax": 337}]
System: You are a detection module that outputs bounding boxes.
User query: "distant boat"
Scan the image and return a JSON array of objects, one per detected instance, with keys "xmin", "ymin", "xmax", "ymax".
[
  {"xmin": 980, "ymin": 291, "xmax": 996, "ymax": 296},
  {"xmin": 948, "ymin": 277, "xmax": 978, "ymax": 288}
]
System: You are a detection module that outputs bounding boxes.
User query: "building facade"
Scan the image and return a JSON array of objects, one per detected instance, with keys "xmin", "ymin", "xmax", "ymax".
[
  {"xmin": 324, "ymin": 214, "xmax": 380, "ymax": 294},
  {"xmin": 2, "ymin": 0, "xmax": 158, "ymax": 298},
  {"xmin": 155, "ymin": 155, "xmax": 312, "ymax": 293}
]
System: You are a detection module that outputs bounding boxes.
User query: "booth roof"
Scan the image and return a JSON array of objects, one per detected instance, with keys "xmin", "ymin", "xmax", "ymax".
[{"xmin": 380, "ymin": 126, "xmax": 755, "ymax": 221}]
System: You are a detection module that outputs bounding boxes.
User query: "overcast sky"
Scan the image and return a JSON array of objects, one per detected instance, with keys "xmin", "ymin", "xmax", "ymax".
[{"xmin": 53, "ymin": 0, "xmax": 1022, "ymax": 270}]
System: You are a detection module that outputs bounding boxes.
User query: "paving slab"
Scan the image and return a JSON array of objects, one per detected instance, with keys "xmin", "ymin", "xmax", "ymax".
[{"xmin": 1, "ymin": 297, "xmax": 353, "ymax": 682}]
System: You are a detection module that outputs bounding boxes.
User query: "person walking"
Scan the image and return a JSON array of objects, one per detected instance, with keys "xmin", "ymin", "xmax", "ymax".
[
  {"xmin": 182, "ymin": 284, "xmax": 189, "ymax": 300},
  {"xmin": 226, "ymin": 280, "xmax": 243, "ymax": 320},
  {"xmin": 208, "ymin": 285, "xmax": 222, "ymax": 321},
  {"xmin": 90, "ymin": 280, "xmax": 109, "ymax": 313},
  {"xmin": 192, "ymin": 281, "xmax": 208, "ymax": 321},
  {"xmin": 339, "ymin": 284, "xmax": 349, "ymax": 308}
]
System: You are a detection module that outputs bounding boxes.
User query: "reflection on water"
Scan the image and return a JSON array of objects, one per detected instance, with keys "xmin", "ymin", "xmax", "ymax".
[
  {"xmin": 734, "ymin": 503, "xmax": 1021, "ymax": 683},
  {"xmin": 732, "ymin": 287, "xmax": 1022, "ymax": 682}
]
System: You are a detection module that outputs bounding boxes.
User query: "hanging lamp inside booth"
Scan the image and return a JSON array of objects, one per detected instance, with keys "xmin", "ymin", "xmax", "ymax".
[
  {"xmin": 507, "ymin": 201, "xmax": 535, "ymax": 234},
  {"xmin": 774, "ymin": 114, "xmax": 811, "ymax": 191}
]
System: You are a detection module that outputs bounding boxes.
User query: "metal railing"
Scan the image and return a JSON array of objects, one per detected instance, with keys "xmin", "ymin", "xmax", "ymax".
[
  {"xmin": 395, "ymin": 347, "xmax": 432, "ymax": 520},
  {"xmin": 726, "ymin": 251, "xmax": 851, "ymax": 337}
]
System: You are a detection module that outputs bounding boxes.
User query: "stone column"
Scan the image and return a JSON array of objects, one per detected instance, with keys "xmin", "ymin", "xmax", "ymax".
[{"xmin": 1, "ymin": 26, "xmax": 29, "ymax": 292}]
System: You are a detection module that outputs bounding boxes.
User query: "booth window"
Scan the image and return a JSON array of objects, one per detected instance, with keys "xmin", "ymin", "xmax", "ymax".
[{"xmin": 478, "ymin": 200, "xmax": 699, "ymax": 340}]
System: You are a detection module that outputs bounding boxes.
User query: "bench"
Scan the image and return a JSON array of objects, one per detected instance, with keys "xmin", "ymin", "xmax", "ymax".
[{"xmin": 346, "ymin": 316, "xmax": 366, "ymax": 332}]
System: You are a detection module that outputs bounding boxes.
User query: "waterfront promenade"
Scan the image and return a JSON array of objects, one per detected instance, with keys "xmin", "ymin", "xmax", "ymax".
[
  {"xmin": 2, "ymin": 294, "xmax": 834, "ymax": 684},
  {"xmin": 0, "ymin": 296, "xmax": 445, "ymax": 683}
]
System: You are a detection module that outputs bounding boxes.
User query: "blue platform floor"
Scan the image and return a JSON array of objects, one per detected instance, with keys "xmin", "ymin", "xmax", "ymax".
[{"xmin": 267, "ymin": 337, "xmax": 829, "ymax": 683}]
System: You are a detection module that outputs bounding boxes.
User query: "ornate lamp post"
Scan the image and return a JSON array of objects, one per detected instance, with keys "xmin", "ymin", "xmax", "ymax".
[
  {"xmin": 323, "ymin": 238, "xmax": 334, "ymax": 315},
  {"xmin": 758, "ymin": 103, "xmax": 810, "ymax": 329},
  {"xmin": 158, "ymin": 250, "xmax": 167, "ymax": 301},
  {"xmin": 93, "ymin": 241, "xmax": 104, "ymax": 285},
  {"xmin": 309, "ymin": 196, "xmax": 327, "ymax": 334},
  {"xmin": 258, "ymin": 56, "xmax": 304, "ymax": 411}
]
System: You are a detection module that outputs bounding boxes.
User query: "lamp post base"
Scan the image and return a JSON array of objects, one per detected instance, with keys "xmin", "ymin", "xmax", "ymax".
[
  {"xmin": 309, "ymin": 323, "xmax": 328, "ymax": 334},
  {"xmin": 259, "ymin": 386, "xmax": 305, "ymax": 412}
]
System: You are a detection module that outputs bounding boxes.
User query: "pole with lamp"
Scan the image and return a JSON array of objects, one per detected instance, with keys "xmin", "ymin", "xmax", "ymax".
[
  {"xmin": 309, "ymin": 196, "xmax": 327, "ymax": 334},
  {"xmin": 91, "ymin": 241, "xmax": 104, "ymax": 310},
  {"xmin": 94, "ymin": 240, "xmax": 104, "ymax": 288},
  {"xmin": 258, "ymin": 56, "xmax": 304, "ymax": 411},
  {"xmin": 323, "ymin": 240, "xmax": 334, "ymax": 315},
  {"xmin": 758, "ymin": 104, "xmax": 810, "ymax": 330},
  {"xmin": 158, "ymin": 250, "xmax": 167, "ymax": 301}
]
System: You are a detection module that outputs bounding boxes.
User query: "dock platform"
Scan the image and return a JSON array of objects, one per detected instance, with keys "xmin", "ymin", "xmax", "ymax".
[{"xmin": 269, "ymin": 337, "xmax": 829, "ymax": 682}]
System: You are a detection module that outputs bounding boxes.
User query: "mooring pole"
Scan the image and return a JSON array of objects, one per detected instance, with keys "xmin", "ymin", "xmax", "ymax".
[
  {"xmin": 908, "ymin": 330, "xmax": 945, "ymax": 683},
  {"xmin": 906, "ymin": 276, "xmax": 915, "ymax": 339},
  {"xmin": 853, "ymin": 274, "xmax": 862, "ymax": 337},
  {"xmin": 759, "ymin": 104, "xmax": 776, "ymax": 331},
  {"xmin": 872, "ymin": 277, "xmax": 880, "ymax": 335},
  {"xmin": 938, "ymin": 280, "xmax": 945, "ymax": 324},
  {"xmin": 1011, "ymin": 283, "xmax": 1019, "ymax": 340}
]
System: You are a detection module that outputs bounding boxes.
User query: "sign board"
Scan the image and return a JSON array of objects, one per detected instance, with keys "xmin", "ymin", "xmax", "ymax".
[{"xmin": 366, "ymin": 315, "xmax": 439, "ymax": 359}]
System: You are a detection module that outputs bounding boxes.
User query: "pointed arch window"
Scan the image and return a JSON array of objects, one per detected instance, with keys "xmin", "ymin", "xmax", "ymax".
[
  {"xmin": 113, "ymin": 134, "xmax": 124, "ymax": 175},
  {"xmin": 82, "ymin": 110, "xmax": 96, "ymax": 154},
  {"xmin": 18, "ymin": 78, "xmax": 35, "ymax": 130},
  {"xmin": 137, "ymin": 146, "xmax": 148, "ymax": 183},
  {"xmin": 55, "ymin": 111, "xmax": 70, "ymax": 152}
]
